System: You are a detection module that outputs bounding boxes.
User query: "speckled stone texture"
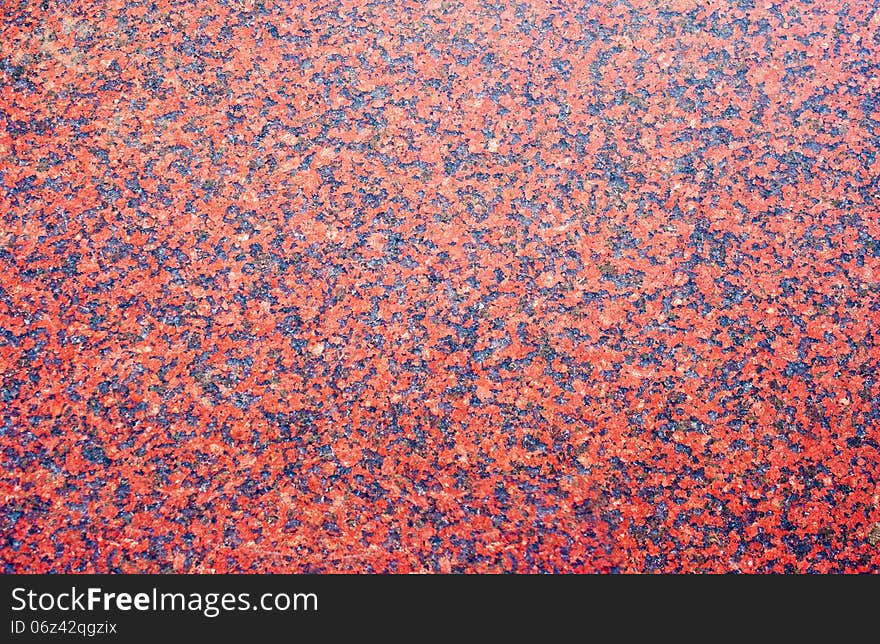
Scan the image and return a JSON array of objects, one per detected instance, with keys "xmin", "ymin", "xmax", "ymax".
[{"xmin": 2, "ymin": 0, "xmax": 879, "ymax": 573}]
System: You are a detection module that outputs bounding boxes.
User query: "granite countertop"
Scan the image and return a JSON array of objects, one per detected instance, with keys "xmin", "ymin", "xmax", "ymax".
[{"xmin": 1, "ymin": 0, "xmax": 878, "ymax": 573}]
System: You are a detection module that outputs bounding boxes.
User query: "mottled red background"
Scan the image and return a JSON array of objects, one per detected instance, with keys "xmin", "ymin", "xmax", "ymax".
[{"xmin": 2, "ymin": 0, "xmax": 879, "ymax": 572}]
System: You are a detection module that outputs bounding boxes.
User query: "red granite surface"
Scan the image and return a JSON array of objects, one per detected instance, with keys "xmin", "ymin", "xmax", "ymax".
[{"xmin": 2, "ymin": 0, "xmax": 879, "ymax": 572}]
